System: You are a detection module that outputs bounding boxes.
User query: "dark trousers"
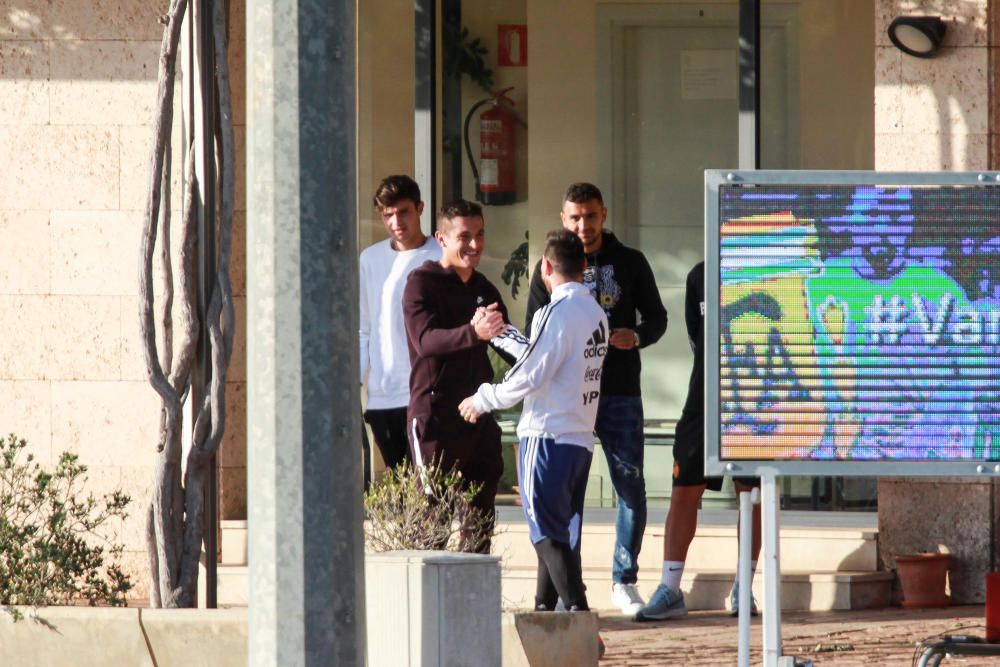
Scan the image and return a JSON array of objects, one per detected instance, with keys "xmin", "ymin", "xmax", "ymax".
[
  {"xmin": 534, "ymin": 538, "xmax": 589, "ymax": 611},
  {"xmin": 408, "ymin": 412, "xmax": 504, "ymax": 553},
  {"xmin": 364, "ymin": 407, "xmax": 412, "ymax": 470}
]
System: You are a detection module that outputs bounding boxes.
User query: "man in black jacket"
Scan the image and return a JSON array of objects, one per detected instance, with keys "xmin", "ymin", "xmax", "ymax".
[{"xmin": 525, "ymin": 182, "xmax": 667, "ymax": 614}]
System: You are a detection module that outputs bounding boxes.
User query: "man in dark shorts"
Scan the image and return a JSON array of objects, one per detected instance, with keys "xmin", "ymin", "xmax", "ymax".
[
  {"xmin": 402, "ymin": 199, "xmax": 526, "ymax": 553},
  {"xmin": 636, "ymin": 261, "xmax": 761, "ymax": 620}
]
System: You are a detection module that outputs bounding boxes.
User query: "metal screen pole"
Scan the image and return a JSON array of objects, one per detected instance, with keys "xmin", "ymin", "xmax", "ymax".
[
  {"xmin": 737, "ymin": 3, "xmax": 761, "ymax": 661},
  {"xmin": 415, "ymin": 0, "xmax": 437, "ymax": 234},
  {"xmin": 195, "ymin": 0, "xmax": 219, "ymax": 610},
  {"xmin": 737, "ymin": 490, "xmax": 754, "ymax": 667},
  {"xmin": 738, "ymin": 0, "xmax": 760, "ymax": 171},
  {"xmin": 761, "ymin": 469, "xmax": 783, "ymax": 667},
  {"xmin": 721, "ymin": 5, "xmax": 760, "ymax": 660}
]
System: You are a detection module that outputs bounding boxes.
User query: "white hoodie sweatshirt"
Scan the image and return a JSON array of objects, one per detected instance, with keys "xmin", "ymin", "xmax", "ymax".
[
  {"xmin": 359, "ymin": 236, "xmax": 441, "ymax": 409},
  {"xmin": 473, "ymin": 281, "xmax": 609, "ymax": 449}
]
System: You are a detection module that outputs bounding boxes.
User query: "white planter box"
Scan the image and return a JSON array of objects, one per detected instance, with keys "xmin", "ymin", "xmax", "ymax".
[{"xmin": 365, "ymin": 551, "xmax": 502, "ymax": 667}]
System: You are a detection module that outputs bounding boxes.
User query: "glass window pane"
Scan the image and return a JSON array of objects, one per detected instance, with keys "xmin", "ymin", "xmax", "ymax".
[{"xmin": 374, "ymin": 0, "xmax": 880, "ymax": 512}]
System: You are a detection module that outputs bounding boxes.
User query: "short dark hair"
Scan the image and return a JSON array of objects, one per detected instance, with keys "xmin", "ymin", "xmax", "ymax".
[
  {"xmin": 543, "ymin": 229, "xmax": 585, "ymax": 277},
  {"xmin": 438, "ymin": 198, "xmax": 484, "ymax": 229},
  {"xmin": 373, "ymin": 175, "xmax": 422, "ymax": 210},
  {"xmin": 563, "ymin": 182, "xmax": 604, "ymax": 206}
]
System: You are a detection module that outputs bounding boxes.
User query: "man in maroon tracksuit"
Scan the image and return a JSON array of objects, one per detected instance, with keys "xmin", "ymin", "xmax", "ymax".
[{"xmin": 402, "ymin": 198, "xmax": 526, "ymax": 552}]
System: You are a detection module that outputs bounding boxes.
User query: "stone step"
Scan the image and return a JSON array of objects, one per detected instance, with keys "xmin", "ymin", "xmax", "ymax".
[
  {"xmin": 219, "ymin": 517, "xmax": 878, "ymax": 573},
  {"xmin": 493, "ymin": 519, "xmax": 879, "ymax": 575},
  {"xmin": 221, "ymin": 519, "xmax": 248, "ymax": 566},
  {"xmin": 212, "ymin": 515, "xmax": 884, "ymax": 611},
  {"xmin": 500, "ymin": 566, "xmax": 893, "ymax": 613},
  {"xmin": 197, "ymin": 518, "xmax": 249, "ymax": 607},
  {"xmin": 204, "ymin": 562, "xmax": 891, "ymax": 612},
  {"xmin": 198, "ymin": 563, "xmax": 249, "ymax": 608},
  {"xmin": 205, "ymin": 559, "xmax": 891, "ymax": 612}
]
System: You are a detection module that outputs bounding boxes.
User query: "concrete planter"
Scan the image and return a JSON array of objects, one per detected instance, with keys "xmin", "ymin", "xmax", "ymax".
[
  {"xmin": 365, "ymin": 550, "xmax": 502, "ymax": 667},
  {"xmin": 0, "ymin": 606, "xmax": 248, "ymax": 667},
  {"xmin": 501, "ymin": 611, "xmax": 600, "ymax": 667},
  {"xmin": 363, "ymin": 552, "xmax": 598, "ymax": 666}
]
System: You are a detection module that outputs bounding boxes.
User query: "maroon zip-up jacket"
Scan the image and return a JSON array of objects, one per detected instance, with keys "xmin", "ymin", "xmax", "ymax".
[{"xmin": 402, "ymin": 260, "xmax": 512, "ymax": 422}]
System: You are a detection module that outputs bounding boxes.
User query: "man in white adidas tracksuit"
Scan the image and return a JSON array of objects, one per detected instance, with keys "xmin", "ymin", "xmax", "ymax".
[{"xmin": 459, "ymin": 229, "xmax": 608, "ymax": 611}]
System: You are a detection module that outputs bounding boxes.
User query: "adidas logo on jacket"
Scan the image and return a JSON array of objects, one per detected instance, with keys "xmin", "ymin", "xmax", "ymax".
[{"xmin": 473, "ymin": 282, "xmax": 609, "ymax": 449}]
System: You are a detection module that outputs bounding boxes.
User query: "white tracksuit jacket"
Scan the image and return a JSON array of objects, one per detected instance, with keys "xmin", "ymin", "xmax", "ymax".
[{"xmin": 473, "ymin": 281, "xmax": 609, "ymax": 450}]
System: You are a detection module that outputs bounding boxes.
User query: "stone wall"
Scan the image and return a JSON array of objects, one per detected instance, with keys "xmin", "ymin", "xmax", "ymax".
[
  {"xmin": 873, "ymin": 0, "xmax": 997, "ymax": 603},
  {"xmin": 0, "ymin": 1, "xmax": 247, "ymax": 599},
  {"xmin": 875, "ymin": 0, "xmax": 990, "ymax": 169},
  {"xmin": 221, "ymin": 0, "xmax": 248, "ymax": 526}
]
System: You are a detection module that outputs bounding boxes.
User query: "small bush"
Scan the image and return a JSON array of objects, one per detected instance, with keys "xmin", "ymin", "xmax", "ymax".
[
  {"xmin": 364, "ymin": 463, "xmax": 492, "ymax": 553},
  {"xmin": 0, "ymin": 434, "xmax": 132, "ymax": 618}
]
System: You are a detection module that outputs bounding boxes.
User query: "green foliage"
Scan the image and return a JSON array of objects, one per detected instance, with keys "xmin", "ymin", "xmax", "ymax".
[
  {"xmin": 443, "ymin": 24, "xmax": 495, "ymax": 93},
  {"xmin": 0, "ymin": 434, "xmax": 132, "ymax": 619},
  {"xmin": 502, "ymin": 232, "xmax": 529, "ymax": 300},
  {"xmin": 364, "ymin": 462, "xmax": 492, "ymax": 553}
]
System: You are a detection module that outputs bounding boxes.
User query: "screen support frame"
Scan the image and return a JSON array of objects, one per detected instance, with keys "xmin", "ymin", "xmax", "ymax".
[{"xmin": 705, "ymin": 169, "xmax": 1000, "ymax": 478}]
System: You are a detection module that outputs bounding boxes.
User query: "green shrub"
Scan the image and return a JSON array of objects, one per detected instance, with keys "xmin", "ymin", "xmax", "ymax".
[
  {"xmin": 0, "ymin": 434, "xmax": 132, "ymax": 618},
  {"xmin": 364, "ymin": 462, "xmax": 492, "ymax": 553}
]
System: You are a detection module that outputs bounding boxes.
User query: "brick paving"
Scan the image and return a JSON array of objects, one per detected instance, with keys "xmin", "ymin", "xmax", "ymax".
[{"xmin": 599, "ymin": 605, "xmax": 996, "ymax": 665}]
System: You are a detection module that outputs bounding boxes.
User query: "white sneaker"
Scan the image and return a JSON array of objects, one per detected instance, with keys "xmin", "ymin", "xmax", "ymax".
[
  {"xmin": 728, "ymin": 585, "xmax": 759, "ymax": 617},
  {"xmin": 611, "ymin": 583, "xmax": 645, "ymax": 616}
]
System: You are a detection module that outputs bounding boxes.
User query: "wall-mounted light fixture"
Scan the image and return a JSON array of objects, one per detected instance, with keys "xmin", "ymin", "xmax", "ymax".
[{"xmin": 888, "ymin": 16, "xmax": 947, "ymax": 58}]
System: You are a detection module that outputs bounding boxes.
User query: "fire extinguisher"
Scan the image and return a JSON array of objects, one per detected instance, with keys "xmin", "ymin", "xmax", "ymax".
[{"xmin": 464, "ymin": 87, "xmax": 519, "ymax": 206}]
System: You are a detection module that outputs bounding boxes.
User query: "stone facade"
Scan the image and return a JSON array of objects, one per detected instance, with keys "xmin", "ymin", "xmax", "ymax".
[
  {"xmin": 874, "ymin": 0, "xmax": 999, "ymax": 603},
  {"xmin": 220, "ymin": 0, "xmax": 248, "ymax": 526},
  {"xmin": 4, "ymin": 0, "xmax": 1000, "ymax": 606},
  {"xmin": 875, "ymin": 0, "xmax": 991, "ymax": 170},
  {"xmin": 0, "ymin": 1, "xmax": 247, "ymax": 600}
]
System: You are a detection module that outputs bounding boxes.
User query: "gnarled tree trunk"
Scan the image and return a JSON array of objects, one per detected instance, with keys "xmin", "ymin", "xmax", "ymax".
[{"xmin": 139, "ymin": 0, "xmax": 236, "ymax": 608}]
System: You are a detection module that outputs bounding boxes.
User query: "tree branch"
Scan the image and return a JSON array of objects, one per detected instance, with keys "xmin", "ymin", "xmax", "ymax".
[
  {"xmin": 168, "ymin": 148, "xmax": 200, "ymax": 396},
  {"xmin": 142, "ymin": 0, "xmax": 187, "ymax": 607},
  {"xmin": 159, "ymin": 139, "xmax": 174, "ymax": 375},
  {"xmin": 140, "ymin": 0, "xmax": 187, "ymax": 409}
]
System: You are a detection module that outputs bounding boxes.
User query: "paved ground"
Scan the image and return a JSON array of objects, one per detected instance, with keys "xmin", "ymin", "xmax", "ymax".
[{"xmin": 598, "ymin": 605, "xmax": 997, "ymax": 665}]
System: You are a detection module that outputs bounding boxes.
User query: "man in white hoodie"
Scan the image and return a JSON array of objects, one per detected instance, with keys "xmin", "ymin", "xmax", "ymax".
[
  {"xmin": 359, "ymin": 175, "xmax": 441, "ymax": 470},
  {"xmin": 459, "ymin": 229, "xmax": 608, "ymax": 611}
]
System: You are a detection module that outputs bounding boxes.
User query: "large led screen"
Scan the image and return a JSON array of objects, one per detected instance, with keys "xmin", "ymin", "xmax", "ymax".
[{"xmin": 707, "ymin": 173, "xmax": 1000, "ymax": 475}]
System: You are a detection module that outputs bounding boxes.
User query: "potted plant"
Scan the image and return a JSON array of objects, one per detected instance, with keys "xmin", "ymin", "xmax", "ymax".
[
  {"xmin": 895, "ymin": 551, "xmax": 950, "ymax": 609},
  {"xmin": 363, "ymin": 464, "xmax": 502, "ymax": 665}
]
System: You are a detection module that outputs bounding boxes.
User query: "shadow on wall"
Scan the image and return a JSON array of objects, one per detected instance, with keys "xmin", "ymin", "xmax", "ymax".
[
  {"xmin": 2, "ymin": 4, "xmax": 165, "ymax": 55},
  {"xmin": 875, "ymin": 5, "xmax": 988, "ymax": 170}
]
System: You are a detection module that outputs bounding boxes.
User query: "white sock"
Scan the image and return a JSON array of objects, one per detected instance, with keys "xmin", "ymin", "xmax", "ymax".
[
  {"xmin": 662, "ymin": 560, "xmax": 684, "ymax": 591},
  {"xmin": 733, "ymin": 559, "xmax": 758, "ymax": 588}
]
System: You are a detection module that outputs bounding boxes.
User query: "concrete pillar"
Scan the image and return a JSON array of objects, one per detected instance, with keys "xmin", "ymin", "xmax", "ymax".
[
  {"xmin": 873, "ymin": 0, "xmax": 996, "ymax": 603},
  {"xmin": 246, "ymin": 0, "xmax": 365, "ymax": 664},
  {"xmin": 878, "ymin": 478, "xmax": 994, "ymax": 602}
]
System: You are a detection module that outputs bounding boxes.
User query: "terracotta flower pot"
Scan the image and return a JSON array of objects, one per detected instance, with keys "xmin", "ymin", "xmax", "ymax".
[{"xmin": 896, "ymin": 553, "xmax": 950, "ymax": 609}]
